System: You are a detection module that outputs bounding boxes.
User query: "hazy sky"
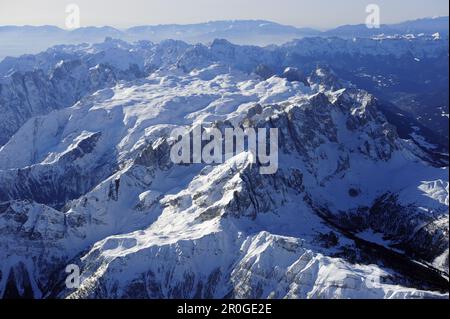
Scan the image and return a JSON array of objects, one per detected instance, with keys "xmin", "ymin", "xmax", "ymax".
[{"xmin": 0, "ymin": 0, "xmax": 448, "ymax": 29}]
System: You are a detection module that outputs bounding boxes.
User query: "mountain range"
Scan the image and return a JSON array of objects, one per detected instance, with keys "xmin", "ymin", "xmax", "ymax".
[
  {"xmin": 1, "ymin": 36, "xmax": 448, "ymax": 158},
  {"xmin": 0, "ymin": 35, "xmax": 448, "ymax": 298},
  {"xmin": 0, "ymin": 17, "xmax": 448, "ymax": 60}
]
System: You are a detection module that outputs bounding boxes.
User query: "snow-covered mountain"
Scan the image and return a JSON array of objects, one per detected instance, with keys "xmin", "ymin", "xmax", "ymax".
[
  {"xmin": 1, "ymin": 36, "xmax": 448, "ymax": 158},
  {"xmin": 0, "ymin": 39, "xmax": 448, "ymax": 299},
  {"xmin": 0, "ymin": 20, "xmax": 318, "ymax": 61},
  {"xmin": 1, "ymin": 17, "xmax": 448, "ymax": 60}
]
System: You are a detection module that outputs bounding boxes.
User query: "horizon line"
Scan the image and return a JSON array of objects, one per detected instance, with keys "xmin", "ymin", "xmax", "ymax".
[{"xmin": 0, "ymin": 16, "xmax": 448, "ymax": 32}]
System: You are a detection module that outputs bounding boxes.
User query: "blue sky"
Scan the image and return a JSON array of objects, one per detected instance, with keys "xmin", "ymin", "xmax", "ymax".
[{"xmin": 0, "ymin": 0, "xmax": 448, "ymax": 29}]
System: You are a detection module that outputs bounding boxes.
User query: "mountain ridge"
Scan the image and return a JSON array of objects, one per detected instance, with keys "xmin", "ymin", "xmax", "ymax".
[
  {"xmin": 1, "ymin": 36, "xmax": 447, "ymax": 157},
  {"xmin": 1, "ymin": 17, "xmax": 448, "ymax": 60},
  {"xmin": 0, "ymin": 23, "xmax": 448, "ymax": 299},
  {"xmin": 0, "ymin": 65, "xmax": 448, "ymax": 298}
]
